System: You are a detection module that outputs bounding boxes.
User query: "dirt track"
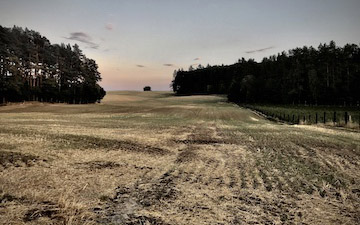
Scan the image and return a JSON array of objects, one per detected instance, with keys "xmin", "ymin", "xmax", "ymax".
[{"xmin": 0, "ymin": 91, "xmax": 359, "ymax": 224}]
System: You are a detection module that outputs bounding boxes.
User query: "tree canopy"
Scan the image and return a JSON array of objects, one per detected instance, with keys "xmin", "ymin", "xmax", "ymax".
[
  {"xmin": 0, "ymin": 25, "xmax": 106, "ymax": 104},
  {"xmin": 171, "ymin": 41, "xmax": 360, "ymax": 106}
]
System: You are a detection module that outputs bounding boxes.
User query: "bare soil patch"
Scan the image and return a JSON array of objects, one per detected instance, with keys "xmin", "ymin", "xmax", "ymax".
[
  {"xmin": 0, "ymin": 151, "xmax": 42, "ymax": 168},
  {"xmin": 23, "ymin": 201, "xmax": 62, "ymax": 223},
  {"xmin": 53, "ymin": 134, "xmax": 170, "ymax": 155}
]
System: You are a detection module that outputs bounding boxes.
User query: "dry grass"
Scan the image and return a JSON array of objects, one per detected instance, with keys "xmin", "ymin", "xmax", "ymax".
[{"xmin": 0, "ymin": 91, "xmax": 359, "ymax": 224}]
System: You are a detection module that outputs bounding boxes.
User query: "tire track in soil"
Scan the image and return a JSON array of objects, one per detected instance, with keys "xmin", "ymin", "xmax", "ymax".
[
  {"xmin": 95, "ymin": 168, "xmax": 177, "ymax": 225},
  {"xmin": 94, "ymin": 124, "xmax": 210, "ymax": 224},
  {"xmin": 213, "ymin": 125, "xmax": 306, "ymax": 224},
  {"xmin": 179, "ymin": 123, "xmax": 302, "ymax": 224},
  {"xmin": 95, "ymin": 122, "xmax": 305, "ymax": 224},
  {"xmin": 201, "ymin": 124, "xmax": 295, "ymax": 223}
]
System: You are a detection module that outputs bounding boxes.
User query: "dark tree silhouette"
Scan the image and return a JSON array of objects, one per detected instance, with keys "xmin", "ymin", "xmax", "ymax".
[
  {"xmin": 143, "ymin": 86, "xmax": 151, "ymax": 91},
  {"xmin": 0, "ymin": 25, "xmax": 106, "ymax": 104},
  {"xmin": 171, "ymin": 42, "xmax": 360, "ymax": 106}
]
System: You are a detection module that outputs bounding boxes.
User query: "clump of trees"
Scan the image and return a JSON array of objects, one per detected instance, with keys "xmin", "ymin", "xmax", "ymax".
[
  {"xmin": 172, "ymin": 41, "xmax": 360, "ymax": 106},
  {"xmin": 143, "ymin": 86, "xmax": 151, "ymax": 91},
  {"xmin": 0, "ymin": 25, "xmax": 106, "ymax": 104}
]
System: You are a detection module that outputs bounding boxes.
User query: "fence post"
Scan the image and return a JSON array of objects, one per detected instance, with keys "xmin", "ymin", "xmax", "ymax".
[
  {"xmin": 292, "ymin": 115, "xmax": 295, "ymax": 123},
  {"xmin": 345, "ymin": 112, "xmax": 348, "ymax": 125},
  {"xmin": 287, "ymin": 114, "xmax": 290, "ymax": 122},
  {"xmin": 316, "ymin": 113, "xmax": 318, "ymax": 124},
  {"xmin": 333, "ymin": 111, "xmax": 336, "ymax": 125},
  {"xmin": 303, "ymin": 115, "xmax": 306, "ymax": 124},
  {"xmin": 324, "ymin": 112, "xmax": 326, "ymax": 124}
]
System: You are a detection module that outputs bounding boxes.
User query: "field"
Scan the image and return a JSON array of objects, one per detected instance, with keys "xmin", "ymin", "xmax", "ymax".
[
  {"xmin": 0, "ymin": 91, "xmax": 360, "ymax": 225},
  {"xmin": 244, "ymin": 104, "xmax": 360, "ymax": 127}
]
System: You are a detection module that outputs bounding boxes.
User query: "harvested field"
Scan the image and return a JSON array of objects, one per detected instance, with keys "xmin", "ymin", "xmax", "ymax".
[{"xmin": 0, "ymin": 91, "xmax": 359, "ymax": 224}]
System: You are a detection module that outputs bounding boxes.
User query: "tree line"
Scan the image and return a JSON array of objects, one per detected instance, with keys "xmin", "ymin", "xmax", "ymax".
[
  {"xmin": 171, "ymin": 41, "xmax": 360, "ymax": 106},
  {"xmin": 0, "ymin": 25, "xmax": 106, "ymax": 104}
]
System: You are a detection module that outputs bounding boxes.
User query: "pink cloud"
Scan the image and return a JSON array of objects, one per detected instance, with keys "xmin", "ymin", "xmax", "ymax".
[{"xmin": 105, "ymin": 23, "xmax": 113, "ymax": 31}]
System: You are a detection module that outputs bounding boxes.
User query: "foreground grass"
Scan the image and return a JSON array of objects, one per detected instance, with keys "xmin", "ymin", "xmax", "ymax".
[{"xmin": 0, "ymin": 91, "xmax": 359, "ymax": 225}]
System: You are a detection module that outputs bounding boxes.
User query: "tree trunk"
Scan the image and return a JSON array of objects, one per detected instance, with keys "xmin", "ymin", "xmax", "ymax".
[
  {"xmin": 326, "ymin": 64, "xmax": 329, "ymax": 87},
  {"xmin": 347, "ymin": 66, "xmax": 350, "ymax": 93}
]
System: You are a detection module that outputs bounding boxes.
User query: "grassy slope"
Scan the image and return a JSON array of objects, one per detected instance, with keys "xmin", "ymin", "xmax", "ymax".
[{"xmin": 0, "ymin": 91, "xmax": 359, "ymax": 225}]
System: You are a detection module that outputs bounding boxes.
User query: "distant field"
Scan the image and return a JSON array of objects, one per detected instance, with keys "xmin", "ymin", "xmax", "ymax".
[
  {"xmin": 245, "ymin": 104, "xmax": 360, "ymax": 127},
  {"xmin": 0, "ymin": 91, "xmax": 360, "ymax": 225}
]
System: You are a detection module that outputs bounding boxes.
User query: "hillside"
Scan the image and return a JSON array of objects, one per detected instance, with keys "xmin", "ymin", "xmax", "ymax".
[{"xmin": 0, "ymin": 91, "xmax": 359, "ymax": 224}]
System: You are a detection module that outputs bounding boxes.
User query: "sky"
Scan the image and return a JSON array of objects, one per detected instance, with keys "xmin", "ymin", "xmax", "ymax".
[{"xmin": 0, "ymin": 0, "xmax": 359, "ymax": 91}]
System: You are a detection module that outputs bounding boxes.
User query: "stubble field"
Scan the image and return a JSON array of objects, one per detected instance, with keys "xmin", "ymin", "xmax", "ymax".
[{"xmin": 0, "ymin": 91, "xmax": 359, "ymax": 225}]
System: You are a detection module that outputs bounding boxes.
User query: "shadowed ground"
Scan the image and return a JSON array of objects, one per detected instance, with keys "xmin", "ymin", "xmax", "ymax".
[{"xmin": 0, "ymin": 91, "xmax": 359, "ymax": 224}]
